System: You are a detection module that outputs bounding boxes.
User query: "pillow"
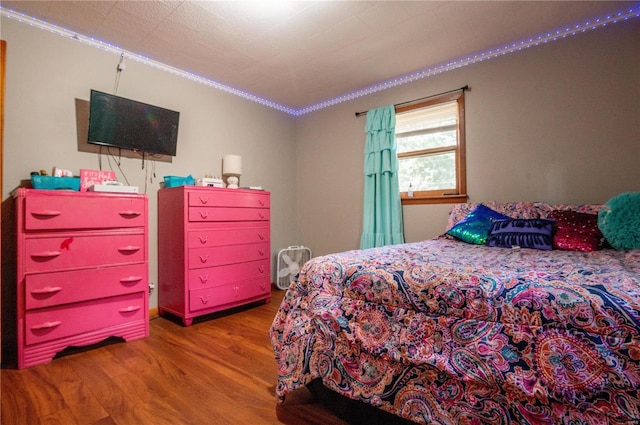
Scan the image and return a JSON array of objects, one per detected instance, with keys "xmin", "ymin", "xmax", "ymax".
[
  {"xmin": 487, "ymin": 218, "xmax": 555, "ymax": 250},
  {"xmin": 598, "ymin": 192, "xmax": 640, "ymax": 251},
  {"xmin": 548, "ymin": 210, "xmax": 603, "ymax": 252},
  {"xmin": 446, "ymin": 204, "xmax": 510, "ymax": 244}
]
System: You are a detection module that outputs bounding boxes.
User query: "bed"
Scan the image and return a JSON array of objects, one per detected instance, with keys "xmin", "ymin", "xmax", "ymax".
[{"xmin": 269, "ymin": 201, "xmax": 640, "ymax": 424}]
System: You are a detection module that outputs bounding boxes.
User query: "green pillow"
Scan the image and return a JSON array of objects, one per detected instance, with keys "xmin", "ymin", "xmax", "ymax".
[{"xmin": 598, "ymin": 192, "xmax": 640, "ymax": 250}]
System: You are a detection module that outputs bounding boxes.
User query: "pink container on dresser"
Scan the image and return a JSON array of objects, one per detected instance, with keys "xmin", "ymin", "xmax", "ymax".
[
  {"xmin": 158, "ymin": 186, "xmax": 271, "ymax": 326},
  {"xmin": 14, "ymin": 188, "xmax": 149, "ymax": 369}
]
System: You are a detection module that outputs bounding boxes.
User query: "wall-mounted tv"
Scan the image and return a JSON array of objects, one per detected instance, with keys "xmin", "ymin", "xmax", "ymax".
[{"xmin": 87, "ymin": 90, "xmax": 180, "ymax": 157}]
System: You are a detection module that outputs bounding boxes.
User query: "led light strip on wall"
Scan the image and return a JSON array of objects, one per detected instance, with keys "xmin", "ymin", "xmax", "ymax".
[
  {"xmin": 297, "ymin": 5, "xmax": 640, "ymax": 116},
  {"xmin": 0, "ymin": 8, "xmax": 298, "ymax": 116},
  {"xmin": 1, "ymin": 5, "xmax": 639, "ymax": 116}
]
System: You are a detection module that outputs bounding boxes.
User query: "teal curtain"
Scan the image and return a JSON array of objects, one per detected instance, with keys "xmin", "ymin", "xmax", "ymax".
[{"xmin": 360, "ymin": 105, "xmax": 405, "ymax": 249}]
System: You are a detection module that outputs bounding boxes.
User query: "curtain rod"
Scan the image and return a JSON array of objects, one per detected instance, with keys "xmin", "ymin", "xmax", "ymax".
[{"xmin": 355, "ymin": 85, "xmax": 469, "ymax": 117}]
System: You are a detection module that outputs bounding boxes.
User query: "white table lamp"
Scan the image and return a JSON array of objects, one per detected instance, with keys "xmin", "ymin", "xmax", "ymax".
[{"xmin": 222, "ymin": 154, "xmax": 242, "ymax": 189}]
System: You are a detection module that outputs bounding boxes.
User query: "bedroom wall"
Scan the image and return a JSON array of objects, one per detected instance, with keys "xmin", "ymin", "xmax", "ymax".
[
  {"xmin": 296, "ymin": 19, "xmax": 640, "ymax": 256},
  {"xmin": 1, "ymin": 17, "xmax": 298, "ymax": 310},
  {"xmin": 2, "ymin": 16, "xmax": 639, "ymax": 304}
]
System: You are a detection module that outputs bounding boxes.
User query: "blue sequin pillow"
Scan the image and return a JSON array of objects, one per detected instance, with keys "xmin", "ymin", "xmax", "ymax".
[
  {"xmin": 487, "ymin": 218, "xmax": 555, "ymax": 250},
  {"xmin": 446, "ymin": 204, "xmax": 510, "ymax": 244}
]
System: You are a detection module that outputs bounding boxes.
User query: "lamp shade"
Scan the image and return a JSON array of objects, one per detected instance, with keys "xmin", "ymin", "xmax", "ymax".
[{"xmin": 222, "ymin": 154, "xmax": 242, "ymax": 176}]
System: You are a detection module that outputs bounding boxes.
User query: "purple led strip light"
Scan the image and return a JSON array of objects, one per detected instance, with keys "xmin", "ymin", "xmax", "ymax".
[{"xmin": 2, "ymin": 4, "xmax": 638, "ymax": 116}]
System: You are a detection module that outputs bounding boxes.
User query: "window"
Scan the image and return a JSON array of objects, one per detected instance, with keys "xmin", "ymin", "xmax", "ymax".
[{"xmin": 395, "ymin": 91, "xmax": 467, "ymax": 205}]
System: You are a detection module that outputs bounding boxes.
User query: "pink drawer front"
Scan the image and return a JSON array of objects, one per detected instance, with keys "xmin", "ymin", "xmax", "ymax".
[
  {"xmin": 188, "ymin": 259, "xmax": 270, "ymax": 290},
  {"xmin": 24, "ymin": 292, "xmax": 146, "ymax": 345},
  {"xmin": 25, "ymin": 264, "xmax": 147, "ymax": 310},
  {"xmin": 188, "ymin": 190, "xmax": 269, "ymax": 209},
  {"xmin": 187, "ymin": 226, "xmax": 269, "ymax": 248},
  {"xmin": 24, "ymin": 233, "xmax": 145, "ymax": 273},
  {"xmin": 24, "ymin": 195, "xmax": 146, "ymax": 230},
  {"xmin": 188, "ymin": 242, "xmax": 270, "ymax": 269},
  {"xmin": 189, "ymin": 277, "xmax": 270, "ymax": 312},
  {"xmin": 188, "ymin": 207, "xmax": 269, "ymax": 222}
]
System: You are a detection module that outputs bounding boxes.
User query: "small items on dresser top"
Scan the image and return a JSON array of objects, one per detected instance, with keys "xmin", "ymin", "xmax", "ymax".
[
  {"xmin": 30, "ymin": 167, "xmax": 81, "ymax": 191},
  {"xmin": 80, "ymin": 169, "xmax": 138, "ymax": 193},
  {"xmin": 27, "ymin": 167, "xmax": 138, "ymax": 193},
  {"xmin": 162, "ymin": 174, "xmax": 264, "ymax": 190}
]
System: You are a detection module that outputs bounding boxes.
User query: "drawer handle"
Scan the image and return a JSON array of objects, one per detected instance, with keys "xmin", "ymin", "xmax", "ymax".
[
  {"xmin": 199, "ymin": 235, "xmax": 208, "ymax": 244},
  {"xmin": 31, "ymin": 210, "xmax": 62, "ymax": 218},
  {"xmin": 199, "ymin": 255, "xmax": 209, "ymax": 263},
  {"xmin": 258, "ymin": 265, "xmax": 265, "ymax": 273},
  {"xmin": 31, "ymin": 321, "xmax": 61, "ymax": 330},
  {"xmin": 258, "ymin": 232, "xmax": 265, "ymax": 240},
  {"xmin": 119, "ymin": 305, "xmax": 141, "ymax": 313},
  {"xmin": 120, "ymin": 276, "xmax": 143, "ymax": 284},
  {"xmin": 258, "ymin": 249, "xmax": 265, "ymax": 257},
  {"xmin": 199, "ymin": 211, "xmax": 209, "ymax": 219},
  {"xmin": 258, "ymin": 212, "xmax": 265, "ymax": 219},
  {"xmin": 199, "ymin": 295, "xmax": 210, "ymax": 304},
  {"xmin": 258, "ymin": 200, "xmax": 265, "ymax": 206},
  {"xmin": 199, "ymin": 196, "xmax": 209, "ymax": 205},
  {"xmin": 198, "ymin": 275, "xmax": 209, "ymax": 283},
  {"xmin": 31, "ymin": 251, "xmax": 61, "ymax": 260},
  {"xmin": 119, "ymin": 210, "xmax": 142, "ymax": 217},
  {"xmin": 260, "ymin": 282, "xmax": 267, "ymax": 291},
  {"xmin": 118, "ymin": 246, "xmax": 141, "ymax": 254},
  {"xmin": 31, "ymin": 286, "xmax": 62, "ymax": 295}
]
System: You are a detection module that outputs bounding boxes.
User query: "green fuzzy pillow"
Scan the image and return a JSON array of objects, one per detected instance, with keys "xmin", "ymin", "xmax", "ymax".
[{"xmin": 598, "ymin": 192, "xmax": 640, "ymax": 251}]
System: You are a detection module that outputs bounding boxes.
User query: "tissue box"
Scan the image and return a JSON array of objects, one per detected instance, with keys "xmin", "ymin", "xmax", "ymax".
[{"xmin": 163, "ymin": 175, "xmax": 196, "ymax": 188}]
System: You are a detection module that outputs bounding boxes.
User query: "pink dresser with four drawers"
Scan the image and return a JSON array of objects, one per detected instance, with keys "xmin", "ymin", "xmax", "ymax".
[
  {"xmin": 157, "ymin": 186, "xmax": 271, "ymax": 326},
  {"xmin": 14, "ymin": 188, "xmax": 149, "ymax": 369}
]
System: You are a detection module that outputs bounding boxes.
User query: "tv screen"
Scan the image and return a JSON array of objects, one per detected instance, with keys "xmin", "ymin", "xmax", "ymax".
[{"xmin": 87, "ymin": 90, "xmax": 180, "ymax": 156}]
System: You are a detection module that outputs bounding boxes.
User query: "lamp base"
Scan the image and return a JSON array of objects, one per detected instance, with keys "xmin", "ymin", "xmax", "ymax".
[{"xmin": 226, "ymin": 175, "xmax": 239, "ymax": 189}]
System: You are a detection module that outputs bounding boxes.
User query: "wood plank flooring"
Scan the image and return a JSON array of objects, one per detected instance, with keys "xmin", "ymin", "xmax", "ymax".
[{"xmin": 1, "ymin": 289, "xmax": 349, "ymax": 425}]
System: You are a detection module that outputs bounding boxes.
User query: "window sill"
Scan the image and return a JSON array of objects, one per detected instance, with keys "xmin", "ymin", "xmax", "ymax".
[{"xmin": 401, "ymin": 194, "xmax": 468, "ymax": 205}]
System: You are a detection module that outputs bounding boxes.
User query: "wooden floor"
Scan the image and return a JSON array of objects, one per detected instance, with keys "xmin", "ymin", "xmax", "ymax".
[{"xmin": 1, "ymin": 289, "xmax": 349, "ymax": 425}]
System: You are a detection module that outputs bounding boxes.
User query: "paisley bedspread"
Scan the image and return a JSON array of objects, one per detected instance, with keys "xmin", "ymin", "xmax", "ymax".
[{"xmin": 269, "ymin": 239, "xmax": 640, "ymax": 424}]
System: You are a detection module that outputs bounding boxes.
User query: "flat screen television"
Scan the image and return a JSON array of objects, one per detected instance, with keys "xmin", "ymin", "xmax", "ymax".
[{"xmin": 87, "ymin": 90, "xmax": 180, "ymax": 156}]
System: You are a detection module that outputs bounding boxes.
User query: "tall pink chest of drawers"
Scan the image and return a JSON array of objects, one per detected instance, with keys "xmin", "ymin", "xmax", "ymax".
[
  {"xmin": 14, "ymin": 188, "xmax": 149, "ymax": 369},
  {"xmin": 158, "ymin": 186, "xmax": 271, "ymax": 326}
]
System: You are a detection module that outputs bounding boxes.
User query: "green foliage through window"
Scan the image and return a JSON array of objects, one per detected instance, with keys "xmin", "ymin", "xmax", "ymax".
[{"xmin": 395, "ymin": 91, "xmax": 466, "ymax": 204}]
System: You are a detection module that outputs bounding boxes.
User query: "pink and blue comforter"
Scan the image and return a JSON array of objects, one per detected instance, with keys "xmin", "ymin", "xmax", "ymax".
[{"xmin": 270, "ymin": 239, "xmax": 640, "ymax": 424}]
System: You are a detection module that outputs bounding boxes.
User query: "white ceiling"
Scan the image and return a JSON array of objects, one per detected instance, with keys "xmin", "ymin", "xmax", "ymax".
[{"xmin": 1, "ymin": 1, "xmax": 636, "ymax": 111}]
